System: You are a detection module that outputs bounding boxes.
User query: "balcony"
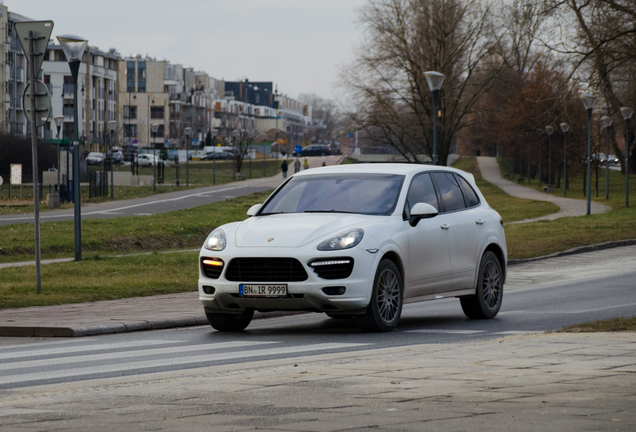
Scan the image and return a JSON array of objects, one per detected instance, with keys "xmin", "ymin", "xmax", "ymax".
[
  {"xmin": 63, "ymin": 84, "xmax": 75, "ymax": 98},
  {"xmin": 63, "ymin": 107, "xmax": 74, "ymax": 117}
]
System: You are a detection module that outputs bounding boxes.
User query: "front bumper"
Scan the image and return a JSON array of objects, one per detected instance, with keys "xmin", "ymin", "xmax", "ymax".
[{"xmin": 198, "ymin": 245, "xmax": 379, "ymax": 314}]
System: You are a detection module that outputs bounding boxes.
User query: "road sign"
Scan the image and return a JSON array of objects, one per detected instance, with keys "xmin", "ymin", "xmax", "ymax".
[
  {"xmin": 22, "ymin": 80, "xmax": 52, "ymax": 127},
  {"xmin": 294, "ymin": 145, "xmax": 302, "ymax": 154},
  {"xmin": 14, "ymin": 21, "xmax": 53, "ymax": 78},
  {"xmin": 11, "ymin": 164, "xmax": 22, "ymax": 185}
]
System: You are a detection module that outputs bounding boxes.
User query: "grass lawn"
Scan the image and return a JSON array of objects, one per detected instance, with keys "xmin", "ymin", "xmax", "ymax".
[
  {"xmin": 453, "ymin": 157, "xmax": 559, "ymax": 222},
  {"xmin": 560, "ymin": 317, "xmax": 636, "ymax": 332},
  {"xmin": 0, "ymin": 190, "xmax": 272, "ymax": 264},
  {"xmin": 494, "ymin": 158, "xmax": 636, "ymax": 260},
  {"xmin": 0, "ymin": 159, "xmax": 287, "ymax": 215},
  {"xmin": 0, "ymin": 251, "xmax": 199, "ymax": 309}
]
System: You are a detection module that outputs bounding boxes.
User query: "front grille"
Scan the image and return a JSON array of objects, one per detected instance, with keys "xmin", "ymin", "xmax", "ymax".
[
  {"xmin": 225, "ymin": 258, "xmax": 308, "ymax": 282},
  {"xmin": 309, "ymin": 258, "xmax": 354, "ymax": 280}
]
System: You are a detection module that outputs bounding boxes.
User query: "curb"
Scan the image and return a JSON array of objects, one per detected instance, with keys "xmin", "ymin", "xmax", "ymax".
[
  {"xmin": 508, "ymin": 238, "xmax": 636, "ymax": 266},
  {"xmin": 0, "ymin": 311, "xmax": 309, "ymax": 338}
]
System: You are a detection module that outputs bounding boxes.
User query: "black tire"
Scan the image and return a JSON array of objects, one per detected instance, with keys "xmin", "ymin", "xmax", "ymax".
[
  {"xmin": 206, "ymin": 309, "xmax": 254, "ymax": 332},
  {"xmin": 460, "ymin": 251, "xmax": 503, "ymax": 319},
  {"xmin": 356, "ymin": 259, "xmax": 403, "ymax": 332}
]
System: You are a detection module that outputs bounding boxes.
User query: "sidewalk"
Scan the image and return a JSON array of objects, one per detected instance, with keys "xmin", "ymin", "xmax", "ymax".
[{"xmin": 477, "ymin": 156, "xmax": 611, "ymax": 223}]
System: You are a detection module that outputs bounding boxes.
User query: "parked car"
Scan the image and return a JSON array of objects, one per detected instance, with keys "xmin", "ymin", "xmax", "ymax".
[
  {"xmin": 300, "ymin": 145, "xmax": 332, "ymax": 157},
  {"xmin": 86, "ymin": 152, "xmax": 105, "ymax": 165},
  {"xmin": 198, "ymin": 164, "xmax": 507, "ymax": 332},
  {"xmin": 137, "ymin": 154, "xmax": 160, "ymax": 167},
  {"xmin": 105, "ymin": 151, "xmax": 123, "ymax": 165},
  {"xmin": 200, "ymin": 151, "xmax": 234, "ymax": 160},
  {"xmin": 606, "ymin": 154, "xmax": 620, "ymax": 165}
]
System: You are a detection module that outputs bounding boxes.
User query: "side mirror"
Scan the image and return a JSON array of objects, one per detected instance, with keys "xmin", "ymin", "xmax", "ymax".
[
  {"xmin": 247, "ymin": 203, "xmax": 262, "ymax": 217},
  {"xmin": 409, "ymin": 202, "xmax": 438, "ymax": 227}
]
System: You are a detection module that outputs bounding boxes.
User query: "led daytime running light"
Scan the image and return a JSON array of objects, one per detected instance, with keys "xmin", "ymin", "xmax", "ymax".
[{"xmin": 310, "ymin": 260, "xmax": 351, "ymax": 267}]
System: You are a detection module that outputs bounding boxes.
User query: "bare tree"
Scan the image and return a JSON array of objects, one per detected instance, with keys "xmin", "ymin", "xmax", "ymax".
[
  {"xmin": 340, "ymin": 0, "xmax": 504, "ymax": 165},
  {"xmin": 298, "ymin": 93, "xmax": 342, "ymax": 143}
]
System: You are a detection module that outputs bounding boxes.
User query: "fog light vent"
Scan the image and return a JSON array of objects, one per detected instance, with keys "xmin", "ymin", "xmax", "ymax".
[
  {"xmin": 309, "ymin": 257, "xmax": 354, "ymax": 279},
  {"xmin": 322, "ymin": 286, "xmax": 346, "ymax": 296},
  {"xmin": 202, "ymin": 285, "xmax": 216, "ymax": 295},
  {"xmin": 201, "ymin": 257, "xmax": 224, "ymax": 279}
]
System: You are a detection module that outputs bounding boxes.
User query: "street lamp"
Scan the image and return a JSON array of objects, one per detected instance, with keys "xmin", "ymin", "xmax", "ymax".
[
  {"xmin": 546, "ymin": 125, "xmax": 554, "ymax": 189},
  {"xmin": 232, "ymin": 129, "xmax": 240, "ymax": 181},
  {"xmin": 108, "ymin": 120, "xmax": 117, "ymax": 198},
  {"xmin": 57, "ymin": 34, "xmax": 88, "ymax": 262},
  {"xmin": 621, "ymin": 106, "xmax": 633, "ymax": 207},
  {"xmin": 184, "ymin": 126, "xmax": 191, "ymax": 187},
  {"xmin": 53, "ymin": 115, "xmax": 64, "ymax": 194},
  {"xmin": 210, "ymin": 128, "xmax": 218, "ymax": 184},
  {"xmin": 560, "ymin": 123, "xmax": 570, "ymax": 196},
  {"xmin": 424, "ymin": 71, "xmax": 445, "ymax": 165},
  {"xmin": 580, "ymin": 93, "xmax": 597, "ymax": 215},
  {"xmin": 601, "ymin": 116, "xmax": 613, "ymax": 199},
  {"xmin": 151, "ymin": 123, "xmax": 159, "ymax": 192}
]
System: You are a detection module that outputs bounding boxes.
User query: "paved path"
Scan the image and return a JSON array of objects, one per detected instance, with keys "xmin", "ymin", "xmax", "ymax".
[{"xmin": 477, "ymin": 156, "xmax": 611, "ymax": 223}]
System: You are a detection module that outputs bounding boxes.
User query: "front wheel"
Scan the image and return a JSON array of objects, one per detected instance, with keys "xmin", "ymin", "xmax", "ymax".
[
  {"xmin": 206, "ymin": 309, "xmax": 254, "ymax": 332},
  {"xmin": 460, "ymin": 251, "xmax": 503, "ymax": 319},
  {"xmin": 356, "ymin": 259, "xmax": 403, "ymax": 332}
]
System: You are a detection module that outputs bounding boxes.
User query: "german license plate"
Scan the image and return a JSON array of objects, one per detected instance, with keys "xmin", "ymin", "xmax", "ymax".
[{"xmin": 239, "ymin": 284, "xmax": 288, "ymax": 297}]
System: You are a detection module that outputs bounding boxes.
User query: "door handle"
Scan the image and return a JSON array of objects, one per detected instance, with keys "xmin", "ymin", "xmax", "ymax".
[
  {"xmin": 475, "ymin": 219, "xmax": 485, "ymax": 225},
  {"xmin": 440, "ymin": 224, "xmax": 450, "ymax": 230}
]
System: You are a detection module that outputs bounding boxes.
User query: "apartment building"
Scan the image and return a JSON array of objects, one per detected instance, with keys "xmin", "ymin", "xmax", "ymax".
[
  {"xmin": 1, "ymin": 6, "xmax": 30, "ymax": 136},
  {"xmin": 41, "ymin": 44, "xmax": 119, "ymax": 149},
  {"xmin": 119, "ymin": 56, "xmax": 216, "ymax": 150}
]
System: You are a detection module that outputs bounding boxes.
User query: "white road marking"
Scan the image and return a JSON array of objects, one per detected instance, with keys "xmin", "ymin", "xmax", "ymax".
[
  {"xmin": 404, "ymin": 329, "xmax": 486, "ymax": 334},
  {"xmin": 0, "ymin": 343, "xmax": 369, "ymax": 386},
  {"xmin": 0, "ymin": 339, "xmax": 182, "ymax": 360},
  {"xmin": 0, "ymin": 341, "xmax": 277, "ymax": 371}
]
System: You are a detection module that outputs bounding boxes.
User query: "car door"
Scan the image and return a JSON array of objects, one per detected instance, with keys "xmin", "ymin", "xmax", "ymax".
[
  {"xmin": 404, "ymin": 172, "xmax": 453, "ymax": 298},
  {"xmin": 431, "ymin": 172, "xmax": 485, "ymax": 291}
]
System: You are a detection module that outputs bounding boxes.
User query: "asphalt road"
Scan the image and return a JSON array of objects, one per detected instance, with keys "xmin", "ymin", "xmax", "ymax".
[
  {"xmin": 0, "ymin": 183, "xmax": 274, "ymax": 226},
  {"xmin": 1, "ymin": 247, "xmax": 635, "ymax": 391}
]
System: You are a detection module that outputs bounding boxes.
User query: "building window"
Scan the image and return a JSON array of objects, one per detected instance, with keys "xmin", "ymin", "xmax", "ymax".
[
  {"xmin": 150, "ymin": 105, "xmax": 164, "ymax": 119},
  {"xmin": 124, "ymin": 124, "xmax": 137, "ymax": 138},
  {"xmin": 127, "ymin": 61, "xmax": 135, "ymax": 93},
  {"xmin": 137, "ymin": 61, "xmax": 146, "ymax": 93},
  {"xmin": 124, "ymin": 105, "xmax": 137, "ymax": 120}
]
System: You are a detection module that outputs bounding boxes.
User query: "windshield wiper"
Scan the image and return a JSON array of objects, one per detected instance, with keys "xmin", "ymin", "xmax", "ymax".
[
  {"xmin": 259, "ymin": 211, "xmax": 287, "ymax": 216},
  {"xmin": 303, "ymin": 210, "xmax": 359, "ymax": 214}
]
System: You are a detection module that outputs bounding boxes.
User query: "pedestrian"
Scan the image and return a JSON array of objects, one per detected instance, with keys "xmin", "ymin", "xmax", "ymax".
[
  {"xmin": 303, "ymin": 159, "xmax": 309, "ymax": 170},
  {"xmin": 321, "ymin": 160, "xmax": 327, "ymax": 166},
  {"xmin": 281, "ymin": 160, "xmax": 288, "ymax": 178},
  {"xmin": 294, "ymin": 159, "xmax": 301, "ymax": 173}
]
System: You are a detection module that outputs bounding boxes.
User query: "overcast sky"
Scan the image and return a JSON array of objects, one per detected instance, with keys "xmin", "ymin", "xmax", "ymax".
[{"xmin": 10, "ymin": 0, "xmax": 367, "ymax": 101}]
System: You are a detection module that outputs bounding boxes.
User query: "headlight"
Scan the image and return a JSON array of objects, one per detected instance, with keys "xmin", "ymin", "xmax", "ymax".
[
  {"xmin": 317, "ymin": 229, "xmax": 364, "ymax": 251},
  {"xmin": 204, "ymin": 228, "xmax": 226, "ymax": 251}
]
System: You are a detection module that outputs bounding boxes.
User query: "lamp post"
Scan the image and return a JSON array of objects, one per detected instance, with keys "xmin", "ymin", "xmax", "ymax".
[
  {"xmin": 546, "ymin": 125, "xmax": 554, "ymax": 189},
  {"xmin": 536, "ymin": 128, "xmax": 543, "ymax": 187},
  {"xmin": 424, "ymin": 71, "xmax": 445, "ymax": 165},
  {"xmin": 263, "ymin": 133, "xmax": 267, "ymax": 176},
  {"xmin": 151, "ymin": 123, "xmax": 159, "ymax": 191},
  {"xmin": 580, "ymin": 94, "xmax": 597, "ymax": 215},
  {"xmin": 108, "ymin": 120, "xmax": 117, "ymax": 198},
  {"xmin": 210, "ymin": 128, "xmax": 218, "ymax": 184},
  {"xmin": 232, "ymin": 129, "xmax": 240, "ymax": 181},
  {"xmin": 57, "ymin": 34, "xmax": 88, "ymax": 262},
  {"xmin": 560, "ymin": 123, "xmax": 570, "ymax": 196},
  {"xmin": 601, "ymin": 116, "xmax": 613, "ymax": 199},
  {"xmin": 184, "ymin": 126, "xmax": 191, "ymax": 187},
  {"xmin": 53, "ymin": 115, "xmax": 64, "ymax": 194},
  {"xmin": 621, "ymin": 107, "xmax": 633, "ymax": 207}
]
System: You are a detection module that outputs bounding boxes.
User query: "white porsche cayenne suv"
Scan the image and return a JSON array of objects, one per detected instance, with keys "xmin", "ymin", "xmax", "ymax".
[{"xmin": 198, "ymin": 163, "xmax": 507, "ymax": 332}]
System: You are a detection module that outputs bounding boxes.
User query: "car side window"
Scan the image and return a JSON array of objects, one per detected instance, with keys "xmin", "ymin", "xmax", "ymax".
[
  {"xmin": 456, "ymin": 175, "xmax": 480, "ymax": 208},
  {"xmin": 404, "ymin": 173, "xmax": 439, "ymax": 218},
  {"xmin": 431, "ymin": 172, "xmax": 466, "ymax": 213}
]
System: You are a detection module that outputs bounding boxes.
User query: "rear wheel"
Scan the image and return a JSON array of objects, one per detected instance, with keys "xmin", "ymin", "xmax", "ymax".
[
  {"xmin": 206, "ymin": 309, "xmax": 254, "ymax": 332},
  {"xmin": 356, "ymin": 259, "xmax": 403, "ymax": 332},
  {"xmin": 460, "ymin": 251, "xmax": 503, "ymax": 319}
]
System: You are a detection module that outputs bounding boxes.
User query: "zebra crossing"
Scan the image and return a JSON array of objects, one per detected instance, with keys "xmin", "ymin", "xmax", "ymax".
[{"xmin": 0, "ymin": 338, "xmax": 370, "ymax": 390}]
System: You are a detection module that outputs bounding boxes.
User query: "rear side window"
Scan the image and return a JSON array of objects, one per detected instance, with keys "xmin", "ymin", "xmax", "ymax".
[
  {"xmin": 457, "ymin": 175, "xmax": 480, "ymax": 207},
  {"xmin": 404, "ymin": 173, "xmax": 439, "ymax": 218},
  {"xmin": 431, "ymin": 172, "xmax": 466, "ymax": 212}
]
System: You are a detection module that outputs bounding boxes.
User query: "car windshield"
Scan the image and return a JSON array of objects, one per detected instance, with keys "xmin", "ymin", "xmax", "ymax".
[{"xmin": 260, "ymin": 174, "xmax": 404, "ymax": 216}]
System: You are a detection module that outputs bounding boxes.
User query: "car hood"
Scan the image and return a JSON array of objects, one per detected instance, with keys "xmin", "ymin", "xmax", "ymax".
[{"xmin": 233, "ymin": 213, "xmax": 376, "ymax": 248}]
